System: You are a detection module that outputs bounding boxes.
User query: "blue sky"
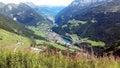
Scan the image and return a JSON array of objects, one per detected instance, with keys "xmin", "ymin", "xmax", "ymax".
[{"xmin": 0, "ymin": 0, "xmax": 74, "ymax": 6}]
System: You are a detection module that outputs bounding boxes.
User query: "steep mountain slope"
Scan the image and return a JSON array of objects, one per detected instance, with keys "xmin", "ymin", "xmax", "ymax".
[
  {"xmin": 0, "ymin": 3, "xmax": 51, "ymax": 26},
  {"xmin": 25, "ymin": 2, "xmax": 65, "ymax": 18},
  {"xmin": 55, "ymin": 0, "xmax": 111, "ymax": 25},
  {"xmin": 0, "ymin": 14, "xmax": 45, "ymax": 40},
  {"xmin": 0, "ymin": 14, "xmax": 34, "ymax": 46},
  {"xmin": 34, "ymin": 6, "xmax": 65, "ymax": 18},
  {"xmin": 25, "ymin": 2, "xmax": 65, "ymax": 24},
  {"xmin": 53, "ymin": 0, "xmax": 120, "ymax": 46},
  {"xmin": 0, "ymin": 28, "xmax": 32, "ymax": 47},
  {"xmin": 0, "ymin": 14, "xmax": 69, "ymax": 52}
]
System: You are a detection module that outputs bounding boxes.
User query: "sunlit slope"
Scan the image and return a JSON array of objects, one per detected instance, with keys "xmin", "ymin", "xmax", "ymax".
[
  {"xmin": 0, "ymin": 14, "xmax": 35, "ymax": 47},
  {"xmin": 0, "ymin": 28, "xmax": 33, "ymax": 46},
  {"xmin": 0, "ymin": 14, "xmax": 46, "ymax": 40}
]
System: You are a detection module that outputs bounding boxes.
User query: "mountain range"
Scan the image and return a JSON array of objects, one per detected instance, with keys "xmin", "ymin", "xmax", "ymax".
[
  {"xmin": 0, "ymin": 0, "xmax": 120, "ymax": 55},
  {"xmin": 53, "ymin": 0, "xmax": 120, "ymax": 46},
  {"xmin": 0, "ymin": 3, "xmax": 52, "ymax": 26},
  {"xmin": 25, "ymin": 2, "xmax": 65, "ymax": 24}
]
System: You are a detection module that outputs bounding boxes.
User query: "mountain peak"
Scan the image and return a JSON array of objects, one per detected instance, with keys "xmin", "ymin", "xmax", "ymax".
[
  {"xmin": 74, "ymin": 0, "xmax": 112, "ymax": 2},
  {"xmin": 71, "ymin": 0, "xmax": 112, "ymax": 6},
  {"xmin": 24, "ymin": 2, "xmax": 36, "ymax": 8}
]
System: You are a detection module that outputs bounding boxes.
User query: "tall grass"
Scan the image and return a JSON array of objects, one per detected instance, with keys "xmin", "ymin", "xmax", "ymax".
[{"xmin": 0, "ymin": 49, "xmax": 120, "ymax": 68}]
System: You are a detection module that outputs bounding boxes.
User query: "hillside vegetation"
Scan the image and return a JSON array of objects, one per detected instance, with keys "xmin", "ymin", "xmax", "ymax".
[
  {"xmin": 0, "ymin": 0, "xmax": 120, "ymax": 68},
  {"xmin": 53, "ymin": 0, "xmax": 120, "ymax": 46},
  {"xmin": 0, "ymin": 28, "xmax": 33, "ymax": 47},
  {"xmin": 0, "ymin": 50, "xmax": 120, "ymax": 68},
  {"xmin": 0, "ymin": 14, "xmax": 46, "ymax": 40}
]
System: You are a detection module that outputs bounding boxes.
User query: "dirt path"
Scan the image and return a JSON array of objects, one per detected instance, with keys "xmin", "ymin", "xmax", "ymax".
[{"xmin": 14, "ymin": 42, "xmax": 24, "ymax": 53}]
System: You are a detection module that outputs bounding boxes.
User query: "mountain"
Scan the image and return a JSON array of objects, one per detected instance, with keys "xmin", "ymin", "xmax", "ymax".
[
  {"xmin": 0, "ymin": 3, "xmax": 51, "ymax": 26},
  {"xmin": 0, "ymin": 14, "xmax": 45, "ymax": 40},
  {"xmin": 55, "ymin": 0, "xmax": 111, "ymax": 25},
  {"xmin": 25, "ymin": 2, "xmax": 65, "ymax": 18},
  {"xmin": 0, "ymin": 10, "xmax": 67, "ymax": 52},
  {"xmin": 53, "ymin": 0, "xmax": 120, "ymax": 46},
  {"xmin": 24, "ymin": 2, "xmax": 36, "ymax": 8},
  {"xmin": 0, "ymin": 2, "xmax": 5, "ymax": 8},
  {"xmin": 24, "ymin": 2, "xmax": 65, "ymax": 24},
  {"xmin": 34, "ymin": 6, "xmax": 65, "ymax": 18},
  {"xmin": 0, "ymin": 14, "xmax": 33, "ymax": 46}
]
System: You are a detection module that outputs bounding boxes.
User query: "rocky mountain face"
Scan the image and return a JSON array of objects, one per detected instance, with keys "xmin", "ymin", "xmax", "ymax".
[
  {"xmin": 55, "ymin": 0, "xmax": 112, "ymax": 25},
  {"xmin": 0, "ymin": 3, "xmax": 51, "ymax": 26},
  {"xmin": 53, "ymin": 0, "xmax": 120, "ymax": 46}
]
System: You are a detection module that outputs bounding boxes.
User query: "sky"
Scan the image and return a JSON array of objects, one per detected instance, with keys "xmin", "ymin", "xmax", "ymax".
[{"xmin": 0, "ymin": 0, "xmax": 74, "ymax": 6}]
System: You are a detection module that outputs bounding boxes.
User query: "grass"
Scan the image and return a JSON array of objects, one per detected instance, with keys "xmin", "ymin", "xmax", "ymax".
[
  {"xmin": 0, "ymin": 49, "xmax": 120, "ymax": 68},
  {"xmin": 0, "ymin": 28, "xmax": 33, "ymax": 47},
  {"xmin": 0, "ymin": 33, "xmax": 120, "ymax": 68},
  {"xmin": 35, "ymin": 40, "xmax": 81, "ymax": 52},
  {"xmin": 82, "ymin": 38, "xmax": 105, "ymax": 46},
  {"xmin": 28, "ymin": 26, "xmax": 46, "ymax": 38},
  {"xmin": 68, "ymin": 19, "xmax": 87, "ymax": 27},
  {"xmin": 35, "ymin": 40, "xmax": 66, "ymax": 50}
]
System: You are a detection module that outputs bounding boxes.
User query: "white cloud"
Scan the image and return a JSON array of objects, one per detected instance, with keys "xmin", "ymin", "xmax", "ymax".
[{"xmin": 0, "ymin": 0, "xmax": 74, "ymax": 6}]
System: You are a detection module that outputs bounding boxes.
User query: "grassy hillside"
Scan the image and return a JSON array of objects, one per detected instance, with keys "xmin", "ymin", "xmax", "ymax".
[
  {"xmin": 0, "ymin": 28, "xmax": 33, "ymax": 47},
  {"xmin": 0, "ymin": 50, "xmax": 120, "ymax": 68},
  {"xmin": 0, "ymin": 14, "xmax": 69, "ymax": 52},
  {"xmin": 0, "ymin": 14, "xmax": 46, "ymax": 40},
  {"xmin": 0, "ymin": 14, "xmax": 35, "ymax": 48},
  {"xmin": 0, "ymin": 14, "xmax": 32, "ymax": 35}
]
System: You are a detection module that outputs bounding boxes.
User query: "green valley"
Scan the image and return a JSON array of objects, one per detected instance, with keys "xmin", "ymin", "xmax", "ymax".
[{"xmin": 0, "ymin": 0, "xmax": 120, "ymax": 68}]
